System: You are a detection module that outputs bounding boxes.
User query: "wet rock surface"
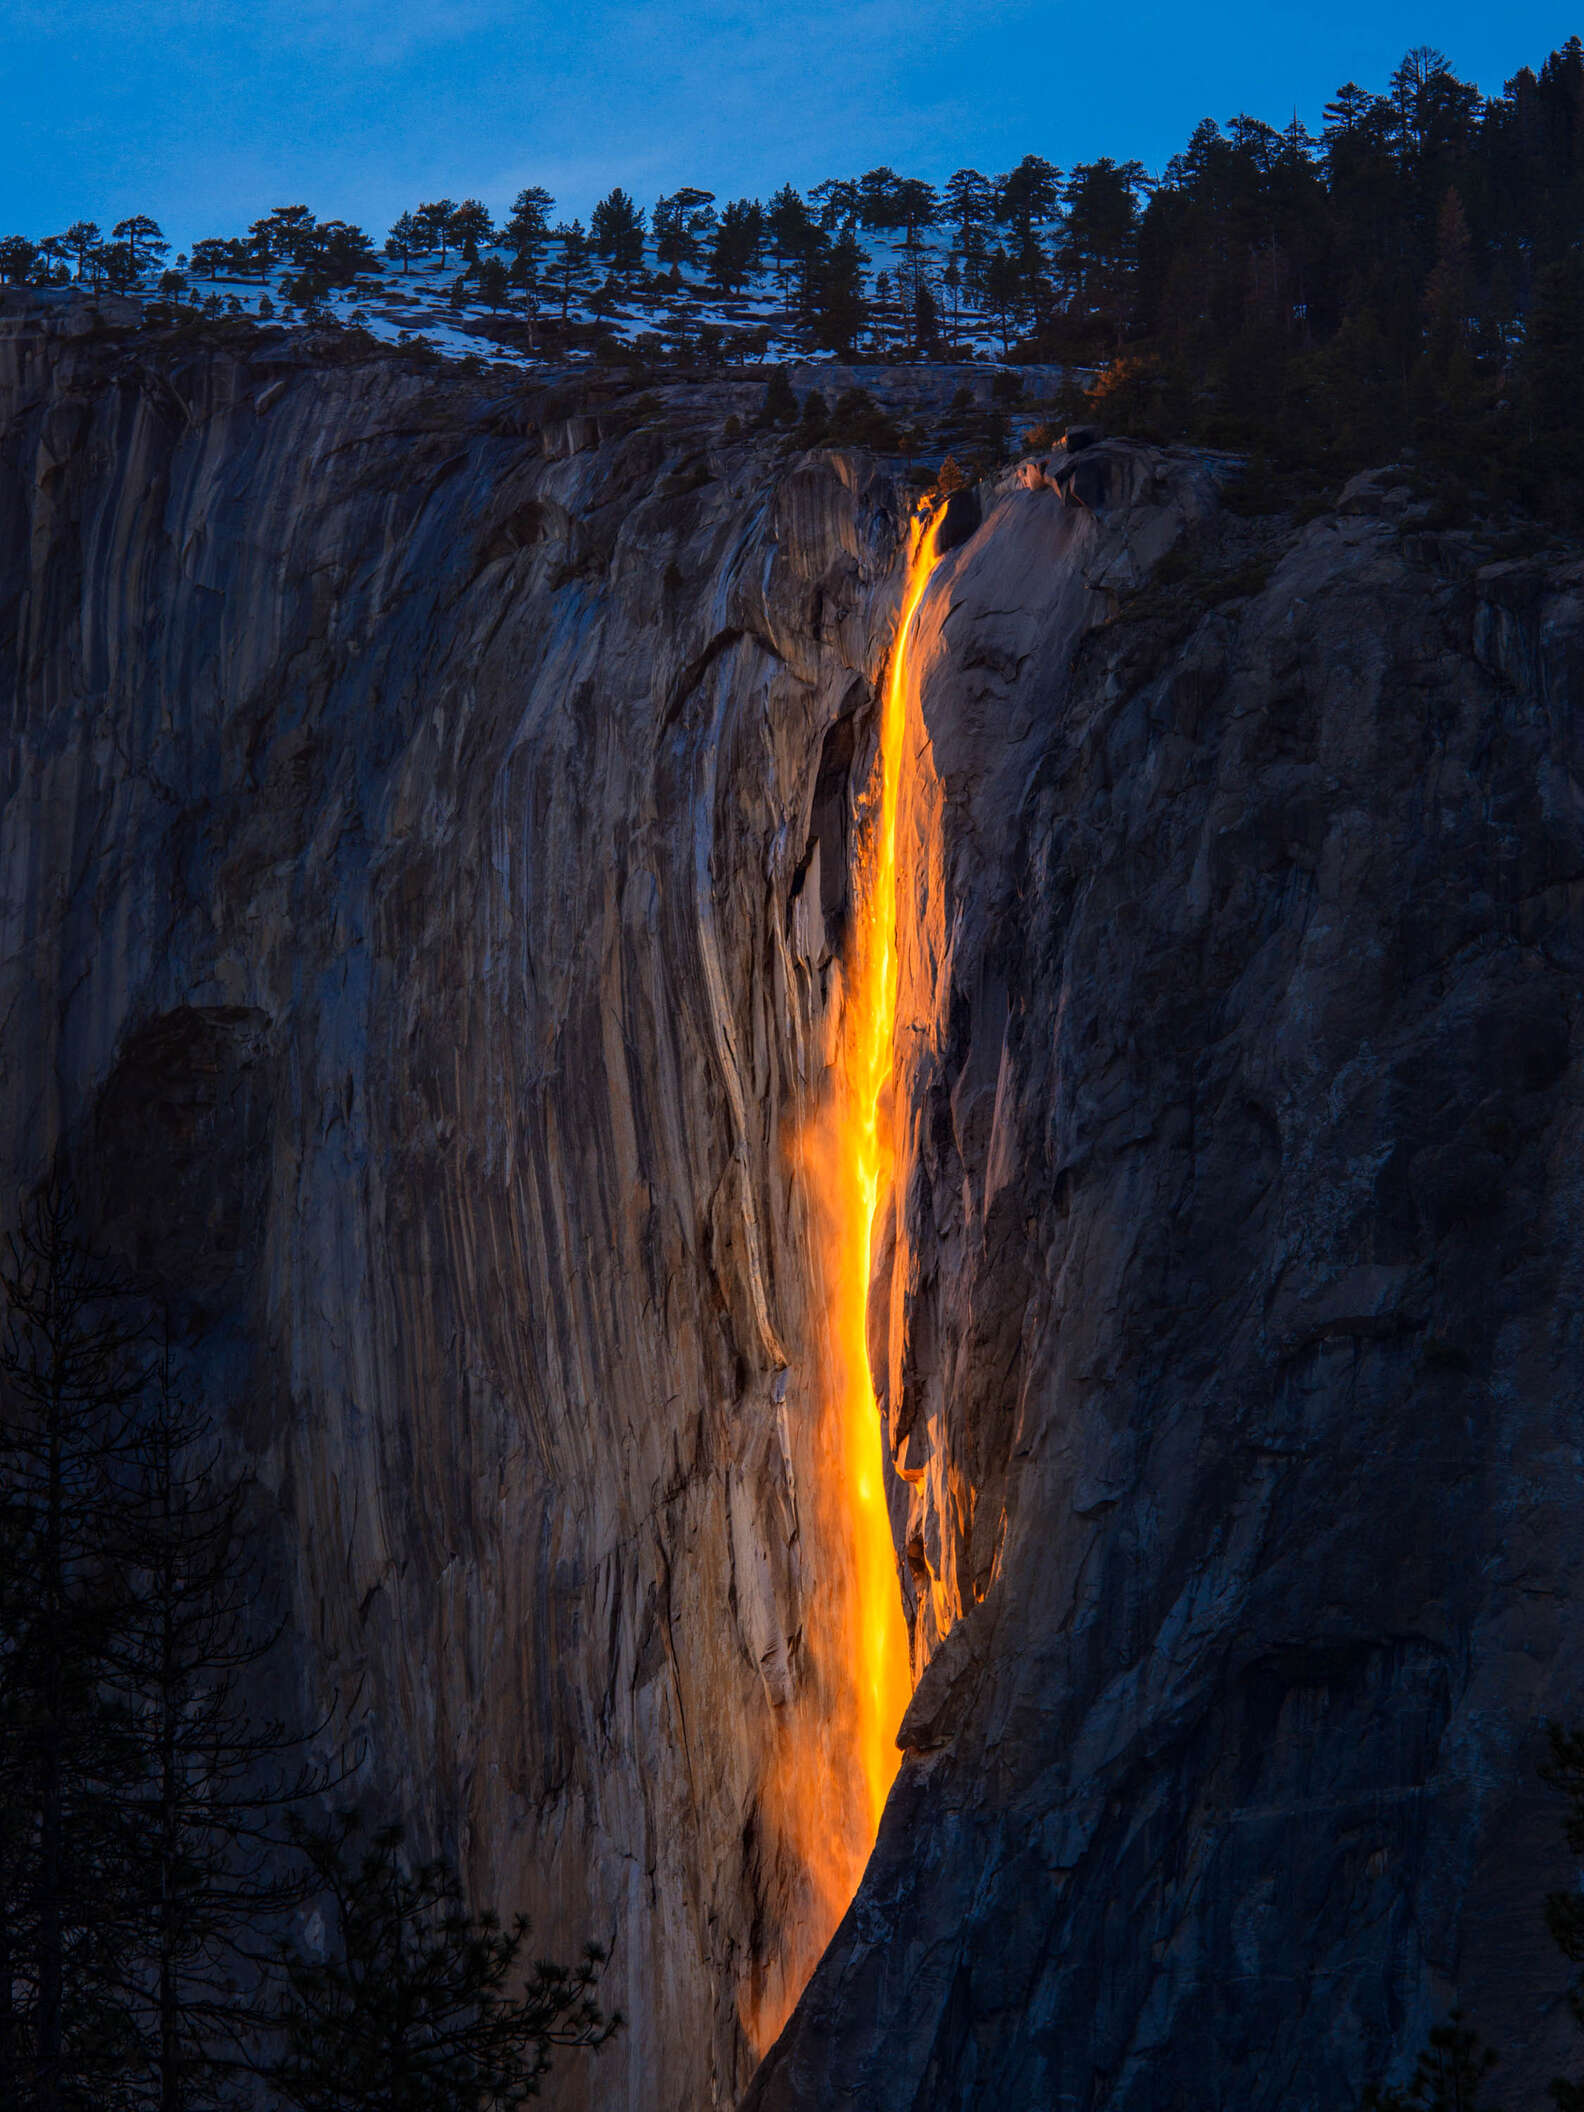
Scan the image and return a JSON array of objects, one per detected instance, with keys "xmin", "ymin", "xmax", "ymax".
[{"xmin": 3, "ymin": 305, "xmax": 1584, "ymax": 2110}]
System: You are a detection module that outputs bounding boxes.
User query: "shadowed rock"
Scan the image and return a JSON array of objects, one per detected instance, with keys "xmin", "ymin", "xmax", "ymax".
[{"xmin": 3, "ymin": 304, "xmax": 1583, "ymax": 2111}]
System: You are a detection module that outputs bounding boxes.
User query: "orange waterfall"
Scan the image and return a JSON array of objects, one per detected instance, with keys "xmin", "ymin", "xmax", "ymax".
[
  {"xmin": 828, "ymin": 506, "xmax": 940, "ymax": 1833},
  {"xmin": 759, "ymin": 506, "xmax": 942, "ymax": 2033}
]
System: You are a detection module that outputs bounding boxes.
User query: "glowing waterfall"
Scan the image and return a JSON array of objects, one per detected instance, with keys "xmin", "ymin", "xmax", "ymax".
[{"xmin": 768, "ymin": 507, "xmax": 942, "ymax": 1972}]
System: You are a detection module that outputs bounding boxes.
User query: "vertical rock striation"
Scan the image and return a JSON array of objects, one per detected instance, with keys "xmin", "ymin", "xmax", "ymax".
[
  {"xmin": 0, "ymin": 302, "xmax": 914, "ymax": 2106},
  {"xmin": 5, "ymin": 298, "xmax": 1584, "ymax": 2108}
]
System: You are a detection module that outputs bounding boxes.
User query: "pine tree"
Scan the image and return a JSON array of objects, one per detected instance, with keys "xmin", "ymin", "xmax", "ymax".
[
  {"xmin": 503, "ymin": 189, "xmax": 553, "ymax": 284},
  {"xmin": 99, "ymin": 243, "xmax": 141, "ymax": 293},
  {"xmin": 251, "ymin": 207, "xmax": 316, "ymax": 269},
  {"xmin": 808, "ymin": 177, "xmax": 859, "ymax": 232},
  {"xmin": 188, "ymin": 239, "xmax": 231, "ymax": 281},
  {"xmin": 943, "ymin": 168, "xmax": 995, "ymax": 251},
  {"xmin": 995, "ymin": 154, "xmax": 1063, "ymax": 252},
  {"xmin": 416, "ymin": 201, "xmax": 458, "ymax": 271},
  {"xmin": 797, "ymin": 388, "xmax": 829, "ymax": 445},
  {"xmin": 872, "ymin": 270, "xmax": 894, "ymax": 351},
  {"xmin": 267, "ymin": 1816, "xmax": 617, "ymax": 2112},
  {"xmin": 1054, "ymin": 158, "xmax": 1146, "ymax": 345},
  {"xmin": 766, "ymin": 186, "xmax": 815, "ymax": 290},
  {"xmin": 547, "ymin": 222, "xmax": 592, "ymax": 323},
  {"xmin": 756, "ymin": 367, "xmax": 798, "ymax": 429},
  {"xmin": 589, "ymin": 189, "xmax": 646, "ymax": 278},
  {"xmin": 0, "ymin": 238, "xmax": 40, "ymax": 286},
  {"xmin": 0, "ymin": 1180, "xmax": 152, "ymax": 2111},
  {"xmin": 110, "ymin": 217, "xmax": 168, "ymax": 278},
  {"xmin": 651, "ymin": 195, "xmax": 688, "ymax": 279},
  {"xmin": 981, "ymin": 245, "xmax": 1024, "ymax": 356},
  {"xmin": 1362, "ymin": 2013, "xmax": 1501, "ymax": 2112},
  {"xmin": 35, "ymin": 237, "xmax": 71, "ymax": 285},
  {"xmin": 709, "ymin": 199, "xmax": 763, "ymax": 292},
  {"xmin": 856, "ymin": 167, "xmax": 903, "ymax": 231},
  {"xmin": 1517, "ymin": 251, "xmax": 1584, "ymax": 513},
  {"xmin": 1542, "ymin": 1724, "xmax": 1584, "ymax": 2107},
  {"xmin": 652, "ymin": 188, "xmax": 714, "ymax": 280},
  {"xmin": 802, "ymin": 230, "xmax": 867, "ymax": 356},
  {"xmin": 59, "ymin": 224, "xmax": 99, "ymax": 283},
  {"xmin": 1411, "ymin": 186, "xmax": 1483, "ymax": 462},
  {"xmin": 0, "ymin": 1185, "xmax": 349, "ymax": 2111},
  {"xmin": 385, "ymin": 215, "xmax": 427, "ymax": 275},
  {"xmin": 911, "ymin": 274, "xmax": 941, "ymax": 355},
  {"xmin": 894, "ymin": 178, "xmax": 939, "ymax": 247},
  {"xmin": 292, "ymin": 222, "xmax": 368, "ymax": 288},
  {"xmin": 448, "ymin": 201, "xmax": 493, "ymax": 265},
  {"xmin": 108, "ymin": 1363, "xmax": 331, "ymax": 2111},
  {"xmin": 942, "ymin": 255, "xmax": 963, "ymax": 346}
]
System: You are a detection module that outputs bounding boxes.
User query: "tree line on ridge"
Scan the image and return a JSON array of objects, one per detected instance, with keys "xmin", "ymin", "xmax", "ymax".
[{"xmin": 3, "ymin": 39, "xmax": 1584, "ymax": 517}]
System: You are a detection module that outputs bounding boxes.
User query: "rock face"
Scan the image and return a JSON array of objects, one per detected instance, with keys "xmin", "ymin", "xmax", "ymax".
[
  {"xmin": 0, "ymin": 303, "xmax": 908, "ymax": 2106},
  {"xmin": 4, "ymin": 299, "xmax": 1584, "ymax": 2110},
  {"xmin": 753, "ymin": 456, "xmax": 1584, "ymax": 2108}
]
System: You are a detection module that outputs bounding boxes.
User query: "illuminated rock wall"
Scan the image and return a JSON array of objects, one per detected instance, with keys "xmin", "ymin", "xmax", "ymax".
[
  {"xmin": 6, "ymin": 297, "xmax": 1584, "ymax": 2110},
  {"xmin": 0, "ymin": 302, "xmax": 913, "ymax": 2107}
]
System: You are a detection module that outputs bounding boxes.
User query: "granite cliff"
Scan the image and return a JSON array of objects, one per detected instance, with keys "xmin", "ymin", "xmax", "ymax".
[{"xmin": 3, "ymin": 295, "xmax": 1583, "ymax": 2109}]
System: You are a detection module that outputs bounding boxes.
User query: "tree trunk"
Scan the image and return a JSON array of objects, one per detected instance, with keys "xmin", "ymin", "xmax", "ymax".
[
  {"xmin": 158, "ymin": 1536, "xmax": 180, "ymax": 2112},
  {"xmin": 36, "ymin": 1371, "xmax": 64, "ymax": 2112},
  {"xmin": 0, "ymin": 1893, "xmax": 17, "ymax": 2107}
]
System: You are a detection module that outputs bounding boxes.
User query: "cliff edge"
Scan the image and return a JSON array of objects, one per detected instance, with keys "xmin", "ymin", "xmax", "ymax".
[{"xmin": 3, "ymin": 302, "xmax": 1583, "ymax": 2109}]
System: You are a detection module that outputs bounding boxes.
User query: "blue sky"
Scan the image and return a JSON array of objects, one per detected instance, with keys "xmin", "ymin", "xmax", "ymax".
[{"xmin": 3, "ymin": 1, "xmax": 1581, "ymax": 251}]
